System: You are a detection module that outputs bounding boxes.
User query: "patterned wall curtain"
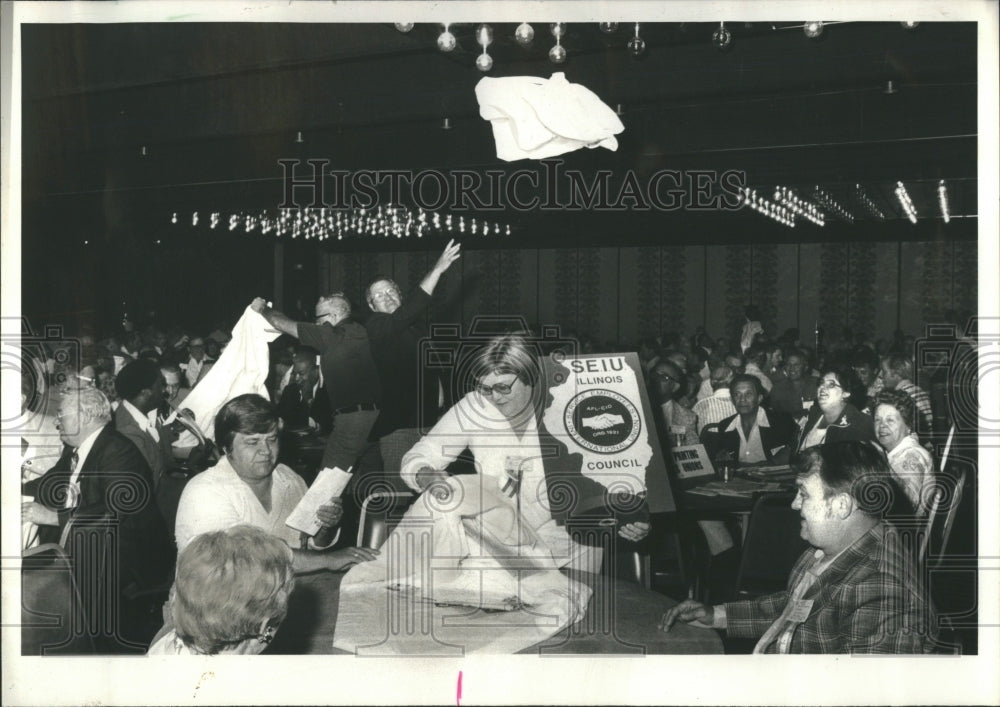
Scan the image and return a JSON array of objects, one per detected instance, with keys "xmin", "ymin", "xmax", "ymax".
[
  {"xmin": 577, "ymin": 248, "xmax": 602, "ymax": 337},
  {"xmin": 921, "ymin": 240, "xmax": 953, "ymax": 327},
  {"xmin": 750, "ymin": 244, "xmax": 778, "ymax": 337},
  {"xmin": 724, "ymin": 245, "xmax": 752, "ymax": 344},
  {"xmin": 476, "ymin": 249, "xmax": 502, "ymax": 315},
  {"xmin": 660, "ymin": 245, "xmax": 687, "ymax": 337},
  {"xmin": 553, "ymin": 248, "xmax": 581, "ymax": 333},
  {"xmin": 498, "ymin": 249, "xmax": 523, "ymax": 316},
  {"xmin": 819, "ymin": 242, "xmax": 850, "ymax": 340},
  {"xmin": 952, "ymin": 240, "xmax": 978, "ymax": 319},
  {"xmin": 848, "ymin": 242, "xmax": 877, "ymax": 341},
  {"xmin": 635, "ymin": 246, "xmax": 662, "ymax": 340}
]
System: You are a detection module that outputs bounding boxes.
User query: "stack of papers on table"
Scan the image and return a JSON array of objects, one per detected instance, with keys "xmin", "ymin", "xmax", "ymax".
[
  {"xmin": 687, "ymin": 479, "xmax": 785, "ymax": 498},
  {"xmin": 740, "ymin": 465, "xmax": 797, "ymax": 483}
]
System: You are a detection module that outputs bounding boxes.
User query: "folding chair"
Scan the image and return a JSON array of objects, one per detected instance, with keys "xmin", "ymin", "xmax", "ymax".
[
  {"xmin": 733, "ymin": 492, "xmax": 808, "ymax": 599},
  {"xmin": 21, "ymin": 543, "xmax": 95, "ymax": 655}
]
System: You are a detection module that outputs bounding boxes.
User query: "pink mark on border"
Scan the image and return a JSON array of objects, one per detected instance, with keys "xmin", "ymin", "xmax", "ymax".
[{"xmin": 456, "ymin": 670, "xmax": 463, "ymax": 706}]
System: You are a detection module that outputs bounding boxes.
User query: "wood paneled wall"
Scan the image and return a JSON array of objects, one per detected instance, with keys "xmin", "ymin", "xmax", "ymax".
[{"xmin": 318, "ymin": 240, "xmax": 977, "ymax": 348}]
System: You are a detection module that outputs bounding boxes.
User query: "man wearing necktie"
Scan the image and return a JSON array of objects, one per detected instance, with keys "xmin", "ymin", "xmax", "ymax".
[
  {"xmin": 22, "ymin": 385, "xmax": 174, "ymax": 651},
  {"xmin": 659, "ymin": 441, "xmax": 937, "ymax": 653}
]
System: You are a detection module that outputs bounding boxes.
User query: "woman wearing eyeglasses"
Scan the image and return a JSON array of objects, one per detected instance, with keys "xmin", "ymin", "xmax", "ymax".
[
  {"xmin": 148, "ymin": 525, "xmax": 295, "ymax": 655},
  {"xmin": 796, "ymin": 364, "xmax": 876, "ymax": 453},
  {"xmin": 400, "ymin": 333, "xmax": 650, "ymax": 574}
]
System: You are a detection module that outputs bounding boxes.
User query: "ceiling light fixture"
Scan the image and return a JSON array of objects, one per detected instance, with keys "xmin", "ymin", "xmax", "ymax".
[
  {"xmin": 854, "ymin": 184, "xmax": 886, "ymax": 221},
  {"xmin": 599, "ymin": 22, "xmax": 619, "ymax": 34},
  {"xmin": 476, "ymin": 23, "xmax": 494, "ymax": 72},
  {"xmin": 938, "ymin": 180, "xmax": 950, "ymax": 223},
  {"xmin": 393, "ymin": 22, "xmax": 414, "ymax": 33},
  {"xmin": 742, "ymin": 187, "xmax": 795, "ymax": 228},
  {"xmin": 894, "ymin": 181, "xmax": 918, "ymax": 224},
  {"xmin": 901, "ymin": 21, "xmax": 920, "ymax": 30},
  {"xmin": 812, "ymin": 187, "xmax": 856, "ymax": 224},
  {"xmin": 437, "ymin": 23, "xmax": 457, "ymax": 52},
  {"xmin": 514, "ymin": 22, "xmax": 534, "ymax": 46},
  {"xmin": 549, "ymin": 23, "xmax": 567, "ymax": 64},
  {"xmin": 627, "ymin": 22, "xmax": 646, "ymax": 57},
  {"xmin": 775, "ymin": 186, "xmax": 824, "ymax": 226},
  {"xmin": 712, "ymin": 22, "xmax": 732, "ymax": 49},
  {"xmin": 803, "ymin": 21, "xmax": 824, "ymax": 38},
  {"xmin": 441, "ymin": 117, "xmax": 452, "ymax": 130},
  {"xmin": 883, "ymin": 80, "xmax": 899, "ymax": 95}
]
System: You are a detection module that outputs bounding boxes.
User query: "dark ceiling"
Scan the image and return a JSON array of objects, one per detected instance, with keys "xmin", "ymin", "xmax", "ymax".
[
  {"xmin": 15, "ymin": 19, "xmax": 983, "ymax": 332},
  {"xmin": 20, "ymin": 20, "xmax": 978, "ymax": 247}
]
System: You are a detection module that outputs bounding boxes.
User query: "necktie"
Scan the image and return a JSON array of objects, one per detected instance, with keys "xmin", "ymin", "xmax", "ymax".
[
  {"xmin": 753, "ymin": 551, "xmax": 823, "ymax": 654},
  {"xmin": 65, "ymin": 450, "xmax": 81, "ymax": 509}
]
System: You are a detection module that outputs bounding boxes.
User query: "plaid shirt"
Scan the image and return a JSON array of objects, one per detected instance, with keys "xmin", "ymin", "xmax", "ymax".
[
  {"xmin": 896, "ymin": 380, "xmax": 934, "ymax": 436},
  {"xmin": 725, "ymin": 524, "xmax": 937, "ymax": 653}
]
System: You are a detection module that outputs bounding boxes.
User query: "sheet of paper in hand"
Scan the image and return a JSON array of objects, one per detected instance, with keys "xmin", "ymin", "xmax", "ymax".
[
  {"xmin": 540, "ymin": 352, "xmax": 674, "ymax": 512},
  {"xmin": 285, "ymin": 466, "xmax": 352, "ymax": 536},
  {"xmin": 333, "ymin": 475, "xmax": 592, "ymax": 654}
]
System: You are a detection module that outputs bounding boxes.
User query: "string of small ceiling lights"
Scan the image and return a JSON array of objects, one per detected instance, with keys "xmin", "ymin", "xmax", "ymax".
[
  {"xmin": 170, "ymin": 206, "xmax": 512, "ymax": 241},
  {"xmin": 394, "ymin": 21, "xmax": 923, "ymax": 70}
]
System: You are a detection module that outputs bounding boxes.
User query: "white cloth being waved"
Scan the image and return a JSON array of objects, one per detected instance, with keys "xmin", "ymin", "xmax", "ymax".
[
  {"xmin": 475, "ymin": 73, "xmax": 624, "ymax": 162},
  {"xmin": 400, "ymin": 391, "xmax": 601, "ymax": 573},
  {"xmin": 172, "ymin": 307, "xmax": 281, "ymax": 448}
]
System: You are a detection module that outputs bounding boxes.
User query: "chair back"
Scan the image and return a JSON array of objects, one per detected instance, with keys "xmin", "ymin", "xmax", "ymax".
[
  {"xmin": 734, "ymin": 492, "xmax": 808, "ymax": 598},
  {"xmin": 356, "ymin": 490, "xmax": 417, "ymax": 549},
  {"xmin": 21, "ymin": 543, "xmax": 95, "ymax": 655},
  {"xmin": 918, "ymin": 488, "xmax": 943, "ymax": 561},
  {"xmin": 933, "ymin": 466, "xmax": 968, "ymax": 569},
  {"xmin": 379, "ymin": 428, "xmax": 423, "ymax": 473}
]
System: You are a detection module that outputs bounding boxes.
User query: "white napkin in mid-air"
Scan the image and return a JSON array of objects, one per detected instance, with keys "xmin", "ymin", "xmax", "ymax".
[{"xmin": 475, "ymin": 73, "xmax": 624, "ymax": 161}]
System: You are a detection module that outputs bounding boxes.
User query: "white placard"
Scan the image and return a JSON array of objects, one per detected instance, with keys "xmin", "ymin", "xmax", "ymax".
[{"xmin": 284, "ymin": 466, "xmax": 352, "ymax": 536}]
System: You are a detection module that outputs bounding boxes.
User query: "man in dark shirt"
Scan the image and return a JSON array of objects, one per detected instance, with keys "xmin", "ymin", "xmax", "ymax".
[
  {"xmin": 364, "ymin": 239, "xmax": 461, "ymax": 437},
  {"xmin": 251, "ymin": 293, "xmax": 380, "ymax": 471}
]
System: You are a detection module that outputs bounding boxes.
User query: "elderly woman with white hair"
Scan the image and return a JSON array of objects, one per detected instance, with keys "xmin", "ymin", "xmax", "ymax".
[
  {"xmin": 872, "ymin": 390, "xmax": 936, "ymax": 515},
  {"xmin": 148, "ymin": 525, "xmax": 295, "ymax": 655}
]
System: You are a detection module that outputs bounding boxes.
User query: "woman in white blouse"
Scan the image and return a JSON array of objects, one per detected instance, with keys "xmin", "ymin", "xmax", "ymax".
[
  {"xmin": 401, "ymin": 333, "xmax": 649, "ymax": 573},
  {"xmin": 872, "ymin": 390, "xmax": 936, "ymax": 515}
]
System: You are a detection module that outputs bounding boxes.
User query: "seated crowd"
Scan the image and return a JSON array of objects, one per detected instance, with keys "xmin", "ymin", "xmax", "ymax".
[{"xmin": 19, "ymin": 265, "xmax": 965, "ymax": 655}]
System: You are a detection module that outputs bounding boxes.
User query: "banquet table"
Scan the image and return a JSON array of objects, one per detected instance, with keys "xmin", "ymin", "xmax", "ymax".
[{"xmin": 268, "ymin": 568, "xmax": 723, "ymax": 655}]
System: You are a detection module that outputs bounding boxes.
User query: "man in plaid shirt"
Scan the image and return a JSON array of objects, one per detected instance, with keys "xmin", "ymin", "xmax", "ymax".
[{"xmin": 659, "ymin": 441, "xmax": 938, "ymax": 653}]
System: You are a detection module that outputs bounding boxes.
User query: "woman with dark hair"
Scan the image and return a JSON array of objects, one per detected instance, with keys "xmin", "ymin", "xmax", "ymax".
[
  {"xmin": 400, "ymin": 333, "xmax": 650, "ymax": 573},
  {"xmin": 796, "ymin": 364, "xmax": 876, "ymax": 453},
  {"xmin": 148, "ymin": 525, "xmax": 295, "ymax": 655},
  {"xmin": 872, "ymin": 390, "xmax": 935, "ymax": 515}
]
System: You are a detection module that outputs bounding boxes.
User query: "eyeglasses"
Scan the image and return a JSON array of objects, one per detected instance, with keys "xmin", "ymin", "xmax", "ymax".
[
  {"xmin": 370, "ymin": 287, "xmax": 399, "ymax": 301},
  {"xmin": 476, "ymin": 381, "xmax": 515, "ymax": 396},
  {"xmin": 818, "ymin": 379, "xmax": 843, "ymax": 390},
  {"xmin": 654, "ymin": 371, "xmax": 682, "ymax": 384}
]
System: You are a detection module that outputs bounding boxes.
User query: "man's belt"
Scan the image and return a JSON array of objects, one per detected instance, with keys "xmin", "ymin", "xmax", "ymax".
[{"xmin": 333, "ymin": 402, "xmax": 379, "ymax": 415}]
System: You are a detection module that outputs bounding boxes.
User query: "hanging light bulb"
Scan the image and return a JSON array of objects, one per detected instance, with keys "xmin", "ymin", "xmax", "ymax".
[
  {"xmin": 627, "ymin": 22, "xmax": 645, "ymax": 56},
  {"xmin": 476, "ymin": 24, "xmax": 493, "ymax": 48},
  {"xmin": 393, "ymin": 22, "xmax": 414, "ymax": 33},
  {"xmin": 712, "ymin": 21, "xmax": 732, "ymax": 49},
  {"xmin": 171, "ymin": 212, "xmax": 177, "ymax": 224},
  {"xmin": 549, "ymin": 24, "xmax": 567, "ymax": 64},
  {"xmin": 515, "ymin": 22, "xmax": 534, "ymax": 45},
  {"xmin": 437, "ymin": 24, "xmax": 456, "ymax": 52},
  {"xmin": 476, "ymin": 50, "xmax": 494, "ymax": 72},
  {"xmin": 901, "ymin": 21, "xmax": 920, "ymax": 30},
  {"xmin": 803, "ymin": 21, "xmax": 824, "ymax": 38},
  {"xmin": 599, "ymin": 22, "xmax": 619, "ymax": 34}
]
